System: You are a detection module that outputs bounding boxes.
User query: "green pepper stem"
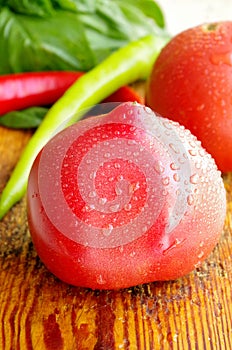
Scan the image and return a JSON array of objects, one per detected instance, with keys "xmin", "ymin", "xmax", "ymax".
[{"xmin": 0, "ymin": 34, "xmax": 170, "ymax": 219}]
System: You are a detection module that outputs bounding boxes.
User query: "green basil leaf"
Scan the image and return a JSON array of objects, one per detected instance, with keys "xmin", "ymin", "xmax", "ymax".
[
  {"xmin": 0, "ymin": 107, "xmax": 48, "ymax": 128},
  {"xmin": 0, "ymin": 1, "xmax": 167, "ymax": 74},
  {"xmin": 53, "ymin": 0, "xmax": 96, "ymax": 13},
  {"xmin": 0, "ymin": 0, "xmax": 55, "ymax": 17},
  {"xmin": 0, "ymin": 7, "xmax": 95, "ymax": 73},
  {"xmin": 114, "ymin": 0, "xmax": 165, "ymax": 28}
]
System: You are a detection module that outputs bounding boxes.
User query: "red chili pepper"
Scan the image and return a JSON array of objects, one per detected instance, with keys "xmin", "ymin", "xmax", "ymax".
[
  {"xmin": 0, "ymin": 71, "xmax": 143, "ymax": 116},
  {"xmin": 104, "ymin": 85, "xmax": 144, "ymax": 104},
  {"xmin": 0, "ymin": 71, "xmax": 84, "ymax": 115}
]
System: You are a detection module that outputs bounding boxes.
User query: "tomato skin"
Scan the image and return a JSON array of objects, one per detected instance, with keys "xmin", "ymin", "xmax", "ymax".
[
  {"xmin": 27, "ymin": 102, "xmax": 226, "ymax": 290},
  {"xmin": 146, "ymin": 21, "xmax": 232, "ymax": 173}
]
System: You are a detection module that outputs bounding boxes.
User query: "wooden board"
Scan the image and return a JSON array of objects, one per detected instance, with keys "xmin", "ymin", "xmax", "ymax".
[{"xmin": 0, "ymin": 122, "xmax": 232, "ymax": 350}]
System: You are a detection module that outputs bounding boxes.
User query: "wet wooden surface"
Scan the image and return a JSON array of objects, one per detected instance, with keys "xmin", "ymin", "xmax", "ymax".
[{"xmin": 0, "ymin": 124, "xmax": 232, "ymax": 350}]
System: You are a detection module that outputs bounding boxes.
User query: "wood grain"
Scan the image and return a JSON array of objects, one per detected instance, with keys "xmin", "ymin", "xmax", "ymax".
[{"xmin": 0, "ymin": 125, "xmax": 232, "ymax": 350}]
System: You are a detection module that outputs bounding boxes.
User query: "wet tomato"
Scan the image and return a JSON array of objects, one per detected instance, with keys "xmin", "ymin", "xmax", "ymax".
[
  {"xmin": 146, "ymin": 21, "xmax": 232, "ymax": 172},
  {"xmin": 27, "ymin": 102, "xmax": 226, "ymax": 290}
]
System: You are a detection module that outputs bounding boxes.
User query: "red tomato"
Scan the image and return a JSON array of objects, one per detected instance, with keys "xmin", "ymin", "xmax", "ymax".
[
  {"xmin": 27, "ymin": 102, "xmax": 226, "ymax": 290},
  {"xmin": 146, "ymin": 21, "xmax": 232, "ymax": 173}
]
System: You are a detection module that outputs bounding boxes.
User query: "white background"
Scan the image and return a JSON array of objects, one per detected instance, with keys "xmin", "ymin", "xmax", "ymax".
[{"xmin": 158, "ymin": 0, "xmax": 232, "ymax": 35}]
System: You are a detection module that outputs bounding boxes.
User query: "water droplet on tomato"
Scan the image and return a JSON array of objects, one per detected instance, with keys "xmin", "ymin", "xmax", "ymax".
[
  {"xmin": 162, "ymin": 177, "xmax": 170, "ymax": 186},
  {"xmin": 89, "ymin": 172, "xmax": 96, "ymax": 180},
  {"xmin": 130, "ymin": 251, "xmax": 136, "ymax": 257},
  {"xmin": 197, "ymin": 251, "xmax": 204, "ymax": 259},
  {"xmin": 169, "ymin": 143, "xmax": 180, "ymax": 154},
  {"xmin": 127, "ymin": 139, "xmax": 136, "ymax": 145},
  {"xmin": 142, "ymin": 226, "xmax": 148, "ymax": 233},
  {"xmin": 187, "ymin": 194, "xmax": 194, "ymax": 206},
  {"xmin": 198, "ymin": 148, "xmax": 206, "ymax": 157},
  {"xmin": 104, "ymin": 152, "xmax": 111, "ymax": 158},
  {"xmin": 195, "ymin": 161, "xmax": 202, "ymax": 169},
  {"xmin": 99, "ymin": 197, "xmax": 107, "ymax": 205},
  {"xmin": 124, "ymin": 203, "xmax": 132, "ymax": 211},
  {"xmin": 170, "ymin": 162, "xmax": 180, "ymax": 170},
  {"xmin": 89, "ymin": 191, "xmax": 96, "ymax": 198},
  {"xmin": 102, "ymin": 224, "xmax": 113, "ymax": 237},
  {"xmin": 162, "ymin": 238, "xmax": 186, "ymax": 255},
  {"xmin": 210, "ymin": 51, "xmax": 232, "ymax": 66},
  {"xmin": 114, "ymin": 163, "xmax": 121, "ymax": 169},
  {"xmin": 117, "ymin": 175, "xmax": 124, "ymax": 181},
  {"xmin": 173, "ymin": 173, "xmax": 180, "ymax": 182},
  {"xmin": 154, "ymin": 160, "xmax": 165, "ymax": 174},
  {"xmin": 162, "ymin": 120, "xmax": 173, "ymax": 130},
  {"xmin": 178, "ymin": 156, "xmax": 186, "ymax": 164},
  {"xmin": 190, "ymin": 173, "xmax": 199, "ymax": 184},
  {"xmin": 119, "ymin": 246, "xmax": 124, "ymax": 253},
  {"xmin": 188, "ymin": 149, "xmax": 197, "ymax": 156},
  {"xmin": 109, "ymin": 204, "xmax": 120, "ymax": 212},
  {"xmin": 115, "ymin": 182, "xmax": 123, "ymax": 195},
  {"xmin": 97, "ymin": 274, "xmax": 106, "ymax": 285}
]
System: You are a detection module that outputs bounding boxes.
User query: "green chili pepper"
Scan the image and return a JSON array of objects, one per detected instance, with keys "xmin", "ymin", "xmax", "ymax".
[{"xmin": 0, "ymin": 34, "xmax": 169, "ymax": 219}]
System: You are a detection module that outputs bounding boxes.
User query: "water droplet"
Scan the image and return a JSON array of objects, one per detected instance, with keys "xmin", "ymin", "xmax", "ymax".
[
  {"xmin": 162, "ymin": 177, "xmax": 170, "ymax": 186},
  {"xmin": 170, "ymin": 162, "xmax": 180, "ymax": 170},
  {"xmin": 109, "ymin": 204, "xmax": 120, "ymax": 212},
  {"xmin": 117, "ymin": 175, "xmax": 124, "ymax": 181},
  {"xmin": 89, "ymin": 172, "xmax": 96, "ymax": 180},
  {"xmin": 104, "ymin": 152, "xmax": 111, "ymax": 158},
  {"xmin": 173, "ymin": 173, "xmax": 180, "ymax": 182},
  {"xmin": 127, "ymin": 139, "xmax": 136, "ymax": 145},
  {"xmin": 198, "ymin": 251, "xmax": 204, "ymax": 259},
  {"xmin": 196, "ymin": 104, "xmax": 205, "ymax": 111},
  {"xmin": 154, "ymin": 160, "xmax": 165, "ymax": 174},
  {"xmin": 163, "ymin": 120, "xmax": 173, "ymax": 130},
  {"xmin": 97, "ymin": 274, "xmax": 106, "ymax": 285},
  {"xmin": 162, "ymin": 189, "xmax": 168, "ymax": 196},
  {"xmin": 119, "ymin": 246, "xmax": 124, "ymax": 253},
  {"xmin": 114, "ymin": 163, "xmax": 121, "ymax": 169},
  {"xmin": 99, "ymin": 197, "xmax": 107, "ymax": 205},
  {"xmin": 169, "ymin": 143, "xmax": 180, "ymax": 154},
  {"xmin": 102, "ymin": 224, "xmax": 114, "ymax": 237},
  {"xmin": 89, "ymin": 191, "xmax": 96, "ymax": 198},
  {"xmin": 115, "ymin": 182, "xmax": 123, "ymax": 195},
  {"xmin": 187, "ymin": 194, "xmax": 194, "ymax": 206},
  {"xmin": 129, "ymin": 182, "xmax": 140, "ymax": 194},
  {"xmin": 195, "ymin": 161, "xmax": 202, "ymax": 169},
  {"xmin": 188, "ymin": 149, "xmax": 197, "ymax": 156},
  {"xmin": 178, "ymin": 157, "xmax": 186, "ymax": 164},
  {"xmin": 124, "ymin": 203, "xmax": 132, "ymax": 211},
  {"xmin": 199, "ymin": 148, "xmax": 206, "ymax": 157},
  {"xmin": 190, "ymin": 173, "xmax": 199, "ymax": 184},
  {"xmin": 142, "ymin": 226, "xmax": 148, "ymax": 233},
  {"xmin": 163, "ymin": 238, "xmax": 186, "ymax": 255},
  {"xmin": 210, "ymin": 51, "xmax": 232, "ymax": 66},
  {"xmin": 83, "ymin": 204, "xmax": 95, "ymax": 212},
  {"xmin": 130, "ymin": 126, "xmax": 136, "ymax": 132},
  {"xmin": 130, "ymin": 251, "xmax": 136, "ymax": 257}
]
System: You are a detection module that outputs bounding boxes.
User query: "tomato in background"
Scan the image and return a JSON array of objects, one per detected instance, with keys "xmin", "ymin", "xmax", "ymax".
[
  {"xmin": 146, "ymin": 21, "xmax": 232, "ymax": 172},
  {"xmin": 27, "ymin": 102, "xmax": 226, "ymax": 290}
]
